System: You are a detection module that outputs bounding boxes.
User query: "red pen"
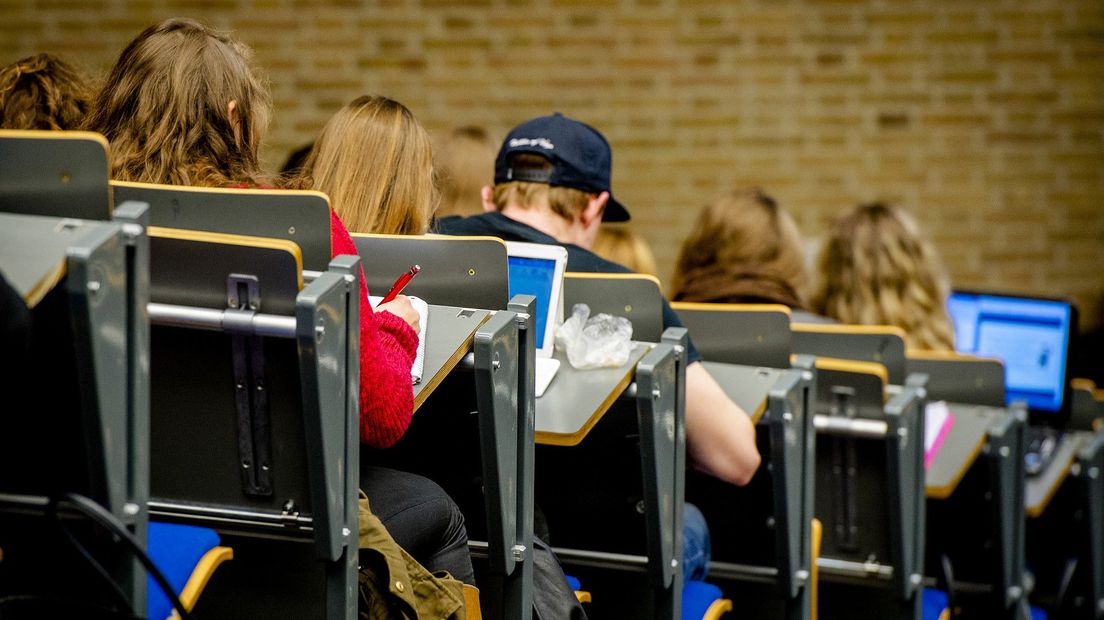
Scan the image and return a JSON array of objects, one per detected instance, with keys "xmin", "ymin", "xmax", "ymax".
[{"xmin": 379, "ymin": 265, "xmax": 421, "ymax": 305}]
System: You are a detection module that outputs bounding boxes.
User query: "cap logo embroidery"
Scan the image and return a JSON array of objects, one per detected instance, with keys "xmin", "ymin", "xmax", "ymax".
[{"xmin": 508, "ymin": 137, "xmax": 554, "ymax": 150}]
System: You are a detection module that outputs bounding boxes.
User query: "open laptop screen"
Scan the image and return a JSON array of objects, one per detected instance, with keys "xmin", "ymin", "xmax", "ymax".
[
  {"xmin": 508, "ymin": 255, "xmax": 557, "ymax": 349},
  {"xmin": 947, "ymin": 291, "xmax": 1074, "ymax": 413}
]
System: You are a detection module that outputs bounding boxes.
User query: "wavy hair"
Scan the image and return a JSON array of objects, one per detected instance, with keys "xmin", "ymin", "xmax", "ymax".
[
  {"xmin": 0, "ymin": 53, "xmax": 91, "ymax": 130},
  {"xmin": 811, "ymin": 202, "xmax": 956, "ymax": 351},
  {"xmin": 298, "ymin": 95, "xmax": 435, "ymax": 235},
  {"xmin": 84, "ymin": 18, "xmax": 271, "ymax": 187},
  {"xmin": 670, "ymin": 187, "xmax": 808, "ymax": 309}
]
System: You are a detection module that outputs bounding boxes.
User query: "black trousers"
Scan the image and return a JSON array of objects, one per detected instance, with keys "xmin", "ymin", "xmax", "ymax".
[{"xmin": 360, "ymin": 465, "xmax": 476, "ymax": 585}]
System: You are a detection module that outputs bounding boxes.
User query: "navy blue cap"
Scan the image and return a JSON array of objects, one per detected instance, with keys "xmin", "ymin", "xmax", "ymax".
[{"xmin": 494, "ymin": 113, "xmax": 629, "ymax": 222}]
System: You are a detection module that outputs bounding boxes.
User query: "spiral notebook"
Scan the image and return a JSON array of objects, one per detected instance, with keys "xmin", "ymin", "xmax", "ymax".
[{"xmin": 370, "ymin": 295, "xmax": 429, "ymax": 385}]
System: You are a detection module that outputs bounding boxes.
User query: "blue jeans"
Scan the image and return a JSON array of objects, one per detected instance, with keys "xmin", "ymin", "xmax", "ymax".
[{"xmin": 683, "ymin": 503, "xmax": 712, "ymax": 581}]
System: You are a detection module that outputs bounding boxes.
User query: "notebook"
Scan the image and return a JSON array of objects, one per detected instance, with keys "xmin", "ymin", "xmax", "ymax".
[
  {"xmin": 371, "ymin": 294, "xmax": 429, "ymax": 385},
  {"xmin": 505, "ymin": 241, "xmax": 568, "ymax": 397},
  {"xmin": 947, "ymin": 290, "xmax": 1076, "ymax": 417}
]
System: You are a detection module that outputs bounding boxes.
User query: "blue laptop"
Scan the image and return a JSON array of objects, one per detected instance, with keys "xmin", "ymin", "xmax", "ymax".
[{"xmin": 947, "ymin": 290, "xmax": 1076, "ymax": 418}]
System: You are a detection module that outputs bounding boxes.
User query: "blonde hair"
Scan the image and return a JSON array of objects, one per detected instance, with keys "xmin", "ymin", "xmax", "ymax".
[
  {"xmin": 812, "ymin": 203, "xmax": 956, "ymax": 351},
  {"xmin": 0, "ymin": 53, "xmax": 91, "ymax": 130},
  {"xmin": 592, "ymin": 226, "xmax": 658, "ymax": 276},
  {"xmin": 84, "ymin": 18, "xmax": 271, "ymax": 187},
  {"xmin": 670, "ymin": 187, "xmax": 808, "ymax": 308},
  {"xmin": 435, "ymin": 125, "xmax": 496, "ymax": 218},
  {"xmin": 299, "ymin": 96, "xmax": 434, "ymax": 235},
  {"xmin": 490, "ymin": 154, "xmax": 591, "ymax": 222}
]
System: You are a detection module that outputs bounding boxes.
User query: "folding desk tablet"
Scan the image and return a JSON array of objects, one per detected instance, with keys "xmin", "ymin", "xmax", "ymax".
[
  {"xmin": 810, "ymin": 357, "xmax": 927, "ymax": 620},
  {"xmin": 644, "ymin": 300, "xmax": 816, "ymax": 619},
  {"xmin": 0, "ymin": 129, "xmax": 113, "ymax": 220},
  {"xmin": 793, "ymin": 323, "xmax": 909, "ymax": 385},
  {"xmin": 0, "ymin": 212, "xmax": 147, "ymax": 613},
  {"xmin": 413, "ymin": 304, "xmax": 491, "ymax": 411},
  {"xmin": 350, "ymin": 233, "xmax": 534, "ymax": 620},
  {"xmin": 923, "ymin": 402, "xmax": 1027, "ymax": 619},
  {"xmin": 113, "ymin": 181, "xmax": 334, "ymax": 271},
  {"xmin": 691, "ymin": 360, "xmax": 817, "ymax": 620},
  {"xmin": 144, "ymin": 228, "xmax": 360, "ymax": 619},
  {"xmin": 1023, "ymin": 430, "xmax": 1104, "ymax": 618},
  {"xmin": 534, "ymin": 327, "xmax": 688, "ymax": 620},
  {"xmin": 672, "ymin": 302, "xmax": 792, "ymax": 369}
]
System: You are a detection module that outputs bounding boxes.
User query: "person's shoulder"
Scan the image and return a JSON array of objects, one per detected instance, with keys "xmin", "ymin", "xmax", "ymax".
[{"xmin": 432, "ymin": 212, "xmax": 495, "ymax": 235}]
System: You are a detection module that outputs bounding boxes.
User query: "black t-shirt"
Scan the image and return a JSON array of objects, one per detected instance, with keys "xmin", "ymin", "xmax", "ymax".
[{"xmin": 434, "ymin": 212, "xmax": 702, "ymax": 363}]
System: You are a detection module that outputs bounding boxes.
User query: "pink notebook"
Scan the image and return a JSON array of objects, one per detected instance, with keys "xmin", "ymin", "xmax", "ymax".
[{"xmin": 924, "ymin": 401, "xmax": 956, "ymax": 470}]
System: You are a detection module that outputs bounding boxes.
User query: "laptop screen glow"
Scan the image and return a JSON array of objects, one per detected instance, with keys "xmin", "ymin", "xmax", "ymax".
[
  {"xmin": 508, "ymin": 255, "xmax": 557, "ymax": 349},
  {"xmin": 947, "ymin": 292, "xmax": 1073, "ymax": 413}
]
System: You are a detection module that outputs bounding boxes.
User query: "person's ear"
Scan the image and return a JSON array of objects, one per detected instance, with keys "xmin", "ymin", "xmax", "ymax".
[
  {"xmin": 481, "ymin": 185, "xmax": 496, "ymax": 212},
  {"xmin": 581, "ymin": 191, "xmax": 609, "ymax": 228},
  {"xmin": 227, "ymin": 100, "xmax": 242, "ymax": 146}
]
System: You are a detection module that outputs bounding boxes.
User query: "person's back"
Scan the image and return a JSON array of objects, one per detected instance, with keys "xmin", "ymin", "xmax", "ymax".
[
  {"xmin": 0, "ymin": 53, "xmax": 91, "ymax": 130},
  {"xmin": 83, "ymin": 19, "xmax": 476, "ymax": 602},
  {"xmin": 811, "ymin": 202, "xmax": 955, "ymax": 351},
  {"xmin": 436, "ymin": 114, "xmax": 761, "ymax": 483}
]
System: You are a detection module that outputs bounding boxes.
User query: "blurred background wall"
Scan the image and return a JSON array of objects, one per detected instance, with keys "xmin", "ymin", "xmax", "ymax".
[{"xmin": 3, "ymin": 0, "xmax": 1102, "ymax": 327}]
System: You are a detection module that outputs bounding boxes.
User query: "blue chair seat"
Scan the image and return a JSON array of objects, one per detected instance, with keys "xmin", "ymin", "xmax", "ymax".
[{"xmin": 146, "ymin": 522, "xmax": 222, "ymax": 620}]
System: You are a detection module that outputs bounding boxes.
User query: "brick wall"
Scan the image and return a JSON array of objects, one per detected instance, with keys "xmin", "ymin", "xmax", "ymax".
[{"xmin": 4, "ymin": 0, "xmax": 1103, "ymax": 327}]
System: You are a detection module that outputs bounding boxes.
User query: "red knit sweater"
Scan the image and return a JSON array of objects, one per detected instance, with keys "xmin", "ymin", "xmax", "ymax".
[{"xmin": 329, "ymin": 210, "xmax": 419, "ymax": 448}]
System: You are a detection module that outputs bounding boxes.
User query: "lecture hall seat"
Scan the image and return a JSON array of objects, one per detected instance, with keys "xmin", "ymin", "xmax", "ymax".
[{"xmin": 146, "ymin": 522, "xmax": 233, "ymax": 620}]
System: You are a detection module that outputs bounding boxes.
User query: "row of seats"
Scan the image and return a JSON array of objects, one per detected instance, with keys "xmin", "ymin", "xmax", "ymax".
[{"xmin": 1, "ymin": 130, "xmax": 1103, "ymax": 620}]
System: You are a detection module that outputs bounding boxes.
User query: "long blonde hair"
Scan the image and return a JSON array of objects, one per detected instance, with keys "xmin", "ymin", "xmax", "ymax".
[
  {"xmin": 812, "ymin": 202, "xmax": 956, "ymax": 351},
  {"xmin": 84, "ymin": 18, "xmax": 271, "ymax": 187},
  {"xmin": 300, "ymin": 95, "xmax": 435, "ymax": 235},
  {"xmin": 670, "ymin": 187, "xmax": 808, "ymax": 308},
  {"xmin": 0, "ymin": 53, "xmax": 91, "ymax": 130}
]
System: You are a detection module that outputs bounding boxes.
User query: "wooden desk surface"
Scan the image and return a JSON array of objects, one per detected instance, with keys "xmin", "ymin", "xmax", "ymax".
[
  {"xmin": 700, "ymin": 361, "xmax": 778, "ymax": 425},
  {"xmin": 925, "ymin": 404, "xmax": 1000, "ymax": 499},
  {"xmin": 1026, "ymin": 432, "xmax": 1085, "ymax": 518},
  {"xmin": 413, "ymin": 305, "xmax": 490, "ymax": 412},
  {"xmin": 0, "ymin": 213, "xmax": 95, "ymax": 307},
  {"xmin": 534, "ymin": 343, "xmax": 650, "ymax": 446}
]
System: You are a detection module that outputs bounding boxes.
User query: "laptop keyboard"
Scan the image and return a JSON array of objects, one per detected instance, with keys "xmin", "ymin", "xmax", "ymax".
[{"xmin": 1024, "ymin": 426, "xmax": 1063, "ymax": 477}]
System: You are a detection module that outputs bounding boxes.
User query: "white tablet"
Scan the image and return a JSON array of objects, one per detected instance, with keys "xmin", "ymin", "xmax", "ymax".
[{"xmin": 504, "ymin": 241, "xmax": 568, "ymax": 358}]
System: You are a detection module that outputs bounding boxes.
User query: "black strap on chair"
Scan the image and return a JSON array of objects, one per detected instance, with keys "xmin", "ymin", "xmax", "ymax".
[{"xmin": 227, "ymin": 273, "xmax": 274, "ymax": 497}]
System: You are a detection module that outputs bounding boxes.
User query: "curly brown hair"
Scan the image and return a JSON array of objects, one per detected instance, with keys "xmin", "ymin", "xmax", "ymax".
[
  {"xmin": 0, "ymin": 53, "xmax": 91, "ymax": 130},
  {"xmin": 811, "ymin": 202, "xmax": 956, "ymax": 351},
  {"xmin": 84, "ymin": 18, "xmax": 271, "ymax": 187}
]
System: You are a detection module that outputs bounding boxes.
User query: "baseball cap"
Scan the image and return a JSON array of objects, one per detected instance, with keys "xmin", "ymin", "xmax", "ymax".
[{"xmin": 494, "ymin": 113, "xmax": 630, "ymax": 222}]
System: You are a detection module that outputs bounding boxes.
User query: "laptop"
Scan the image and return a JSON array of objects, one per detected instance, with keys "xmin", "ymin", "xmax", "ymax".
[
  {"xmin": 505, "ymin": 242, "xmax": 568, "ymax": 397},
  {"xmin": 947, "ymin": 290, "xmax": 1077, "ymax": 474}
]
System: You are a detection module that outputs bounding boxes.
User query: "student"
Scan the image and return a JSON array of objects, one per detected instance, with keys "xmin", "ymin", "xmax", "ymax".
[
  {"xmin": 434, "ymin": 125, "xmax": 497, "ymax": 219},
  {"xmin": 301, "ymin": 97, "xmax": 597, "ymax": 616},
  {"xmin": 592, "ymin": 225, "xmax": 659, "ymax": 277},
  {"xmin": 811, "ymin": 202, "xmax": 956, "ymax": 351},
  {"xmin": 670, "ymin": 187, "xmax": 831, "ymax": 324},
  {"xmin": 436, "ymin": 112, "xmax": 763, "ymax": 580},
  {"xmin": 298, "ymin": 95, "xmax": 435, "ymax": 235},
  {"xmin": 0, "ymin": 53, "xmax": 91, "ymax": 130},
  {"xmin": 84, "ymin": 18, "xmax": 476, "ymax": 592}
]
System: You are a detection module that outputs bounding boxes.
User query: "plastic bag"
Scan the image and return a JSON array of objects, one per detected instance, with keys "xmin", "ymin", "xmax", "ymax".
[{"xmin": 554, "ymin": 303, "xmax": 633, "ymax": 369}]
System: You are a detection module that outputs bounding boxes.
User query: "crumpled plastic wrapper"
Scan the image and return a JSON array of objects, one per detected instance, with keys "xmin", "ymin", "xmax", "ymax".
[{"xmin": 554, "ymin": 303, "xmax": 634, "ymax": 369}]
